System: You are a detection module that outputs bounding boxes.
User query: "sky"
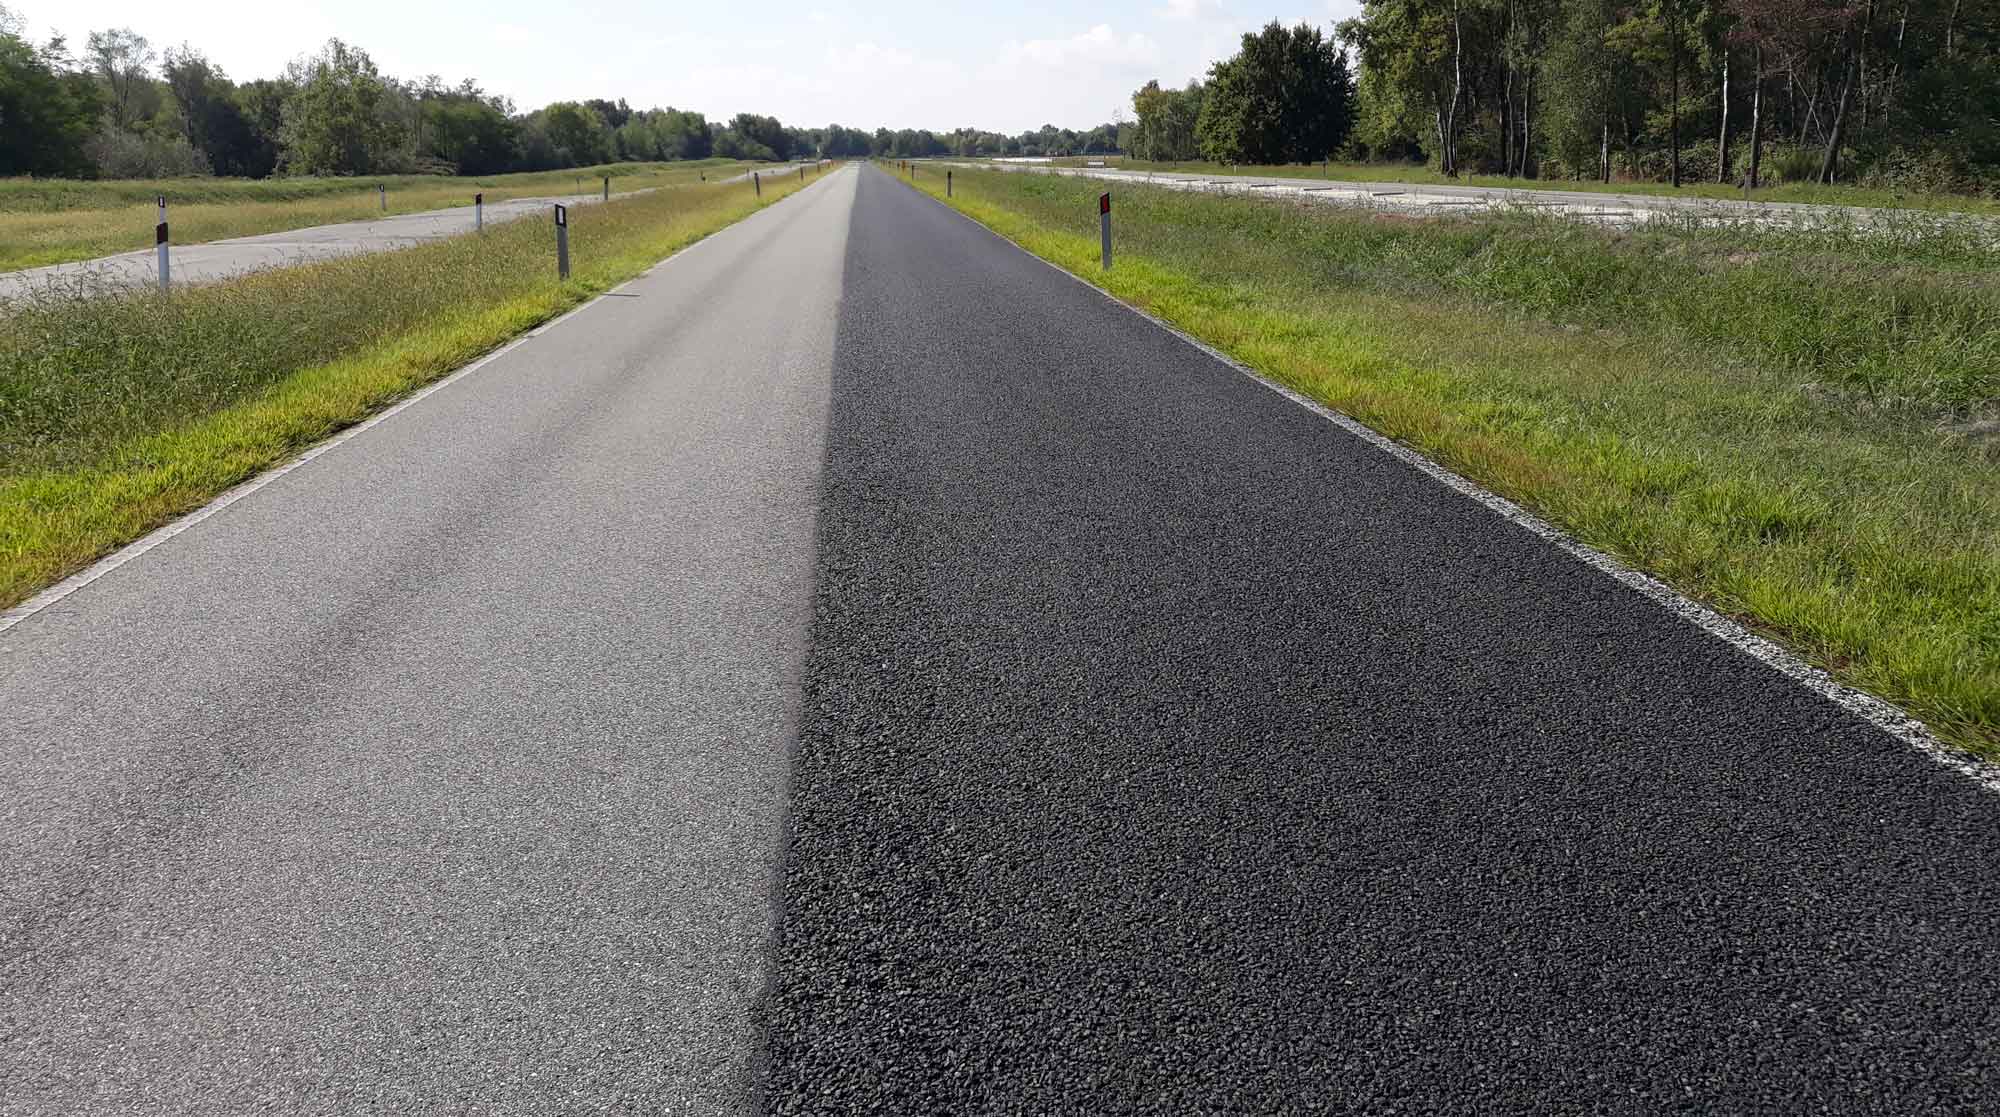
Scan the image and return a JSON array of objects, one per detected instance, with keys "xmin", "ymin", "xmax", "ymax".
[{"xmin": 16, "ymin": 0, "xmax": 1362, "ymax": 134}]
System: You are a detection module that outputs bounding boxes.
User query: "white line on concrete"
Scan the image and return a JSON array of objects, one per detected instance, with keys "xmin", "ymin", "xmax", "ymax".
[{"xmin": 907, "ymin": 177, "xmax": 2000, "ymax": 795}]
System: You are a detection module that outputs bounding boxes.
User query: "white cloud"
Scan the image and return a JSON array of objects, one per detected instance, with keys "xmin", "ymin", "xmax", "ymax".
[
  {"xmin": 1003, "ymin": 24, "xmax": 1160, "ymax": 74},
  {"xmin": 1156, "ymin": 0, "xmax": 1227, "ymax": 22},
  {"xmin": 825, "ymin": 41, "xmax": 919, "ymax": 74}
]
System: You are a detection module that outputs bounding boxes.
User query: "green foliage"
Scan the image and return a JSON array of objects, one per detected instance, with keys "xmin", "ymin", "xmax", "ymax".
[
  {"xmin": 613, "ymin": 109, "xmax": 714, "ymax": 162},
  {"xmin": 1337, "ymin": 0, "xmax": 1999, "ymax": 194},
  {"xmin": 79, "ymin": 127, "xmax": 209, "ymax": 177},
  {"xmin": 278, "ymin": 39, "xmax": 406, "ymax": 175},
  {"xmin": 541, "ymin": 101, "xmax": 609, "ymax": 166},
  {"xmin": 720, "ymin": 114, "xmax": 792, "ymax": 161},
  {"xmin": 421, "ymin": 97, "xmax": 517, "ymax": 176},
  {"xmin": 0, "ymin": 33, "xmax": 100, "ymax": 176},
  {"xmin": 1131, "ymin": 80, "xmax": 1206, "ymax": 161},
  {"xmin": 83, "ymin": 27, "xmax": 154, "ymax": 130},
  {"xmin": 1195, "ymin": 22, "xmax": 1355, "ymax": 164}
]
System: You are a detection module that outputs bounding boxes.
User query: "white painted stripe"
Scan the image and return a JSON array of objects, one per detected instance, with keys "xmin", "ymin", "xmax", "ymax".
[
  {"xmin": 909, "ymin": 179, "xmax": 2000, "ymax": 794},
  {"xmin": 0, "ymin": 172, "xmax": 844, "ymax": 636}
]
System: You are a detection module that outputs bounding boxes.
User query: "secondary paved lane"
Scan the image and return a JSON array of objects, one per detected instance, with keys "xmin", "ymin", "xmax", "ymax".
[
  {"xmin": 759, "ymin": 165, "xmax": 2000, "ymax": 1112},
  {"xmin": 0, "ymin": 168, "xmax": 857, "ymax": 1112},
  {"xmin": 0, "ymin": 163, "xmax": 818, "ymax": 300}
]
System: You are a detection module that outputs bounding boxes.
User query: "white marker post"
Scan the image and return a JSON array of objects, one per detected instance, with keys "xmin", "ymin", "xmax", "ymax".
[
  {"xmin": 554, "ymin": 203, "xmax": 570, "ymax": 280},
  {"xmin": 1099, "ymin": 192, "xmax": 1112, "ymax": 271},
  {"xmin": 474, "ymin": 192, "xmax": 484, "ymax": 232},
  {"xmin": 155, "ymin": 195, "xmax": 169, "ymax": 292},
  {"xmin": 378, "ymin": 183, "xmax": 386, "ymax": 211}
]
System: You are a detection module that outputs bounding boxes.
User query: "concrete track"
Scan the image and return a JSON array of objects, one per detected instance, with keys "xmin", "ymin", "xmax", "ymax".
[{"xmin": 951, "ymin": 159, "xmax": 1995, "ymax": 235}]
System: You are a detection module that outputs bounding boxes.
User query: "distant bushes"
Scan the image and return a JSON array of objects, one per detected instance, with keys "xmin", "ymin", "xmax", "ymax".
[{"xmin": 79, "ymin": 128, "xmax": 210, "ymax": 178}]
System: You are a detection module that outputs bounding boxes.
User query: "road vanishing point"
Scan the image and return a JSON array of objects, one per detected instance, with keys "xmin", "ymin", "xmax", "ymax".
[{"xmin": 3, "ymin": 164, "xmax": 1998, "ymax": 1113}]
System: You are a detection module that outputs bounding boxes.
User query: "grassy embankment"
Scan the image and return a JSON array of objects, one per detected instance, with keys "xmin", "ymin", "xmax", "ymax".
[
  {"xmin": 1014, "ymin": 156, "xmax": 2000, "ymax": 216},
  {"xmin": 903, "ymin": 164, "xmax": 2000, "ymax": 758},
  {"xmin": 0, "ymin": 164, "xmax": 830, "ymax": 607},
  {"xmin": 0, "ymin": 158, "xmax": 761, "ymax": 270}
]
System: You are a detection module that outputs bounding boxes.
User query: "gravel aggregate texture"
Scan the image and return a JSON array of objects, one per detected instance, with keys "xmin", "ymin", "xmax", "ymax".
[{"xmin": 757, "ymin": 165, "xmax": 2000, "ymax": 1114}]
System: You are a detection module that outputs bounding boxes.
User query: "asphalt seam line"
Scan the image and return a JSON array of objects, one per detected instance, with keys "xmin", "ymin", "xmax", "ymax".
[
  {"xmin": 0, "ymin": 171, "xmax": 842, "ymax": 637},
  {"xmin": 902, "ymin": 174, "xmax": 2000, "ymax": 795}
]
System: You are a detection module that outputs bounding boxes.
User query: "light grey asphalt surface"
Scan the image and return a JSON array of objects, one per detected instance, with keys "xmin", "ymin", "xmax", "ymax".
[
  {"xmin": 0, "ymin": 163, "xmax": 821, "ymax": 301},
  {"xmin": 0, "ymin": 166, "xmax": 855, "ymax": 1112}
]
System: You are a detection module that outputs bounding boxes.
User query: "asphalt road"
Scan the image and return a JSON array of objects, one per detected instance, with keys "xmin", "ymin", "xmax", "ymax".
[
  {"xmin": 0, "ymin": 163, "xmax": 818, "ymax": 300},
  {"xmin": 5, "ymin": 162, "xmax": 2000, "ymax": 1113},
  {"xmin": 0, "ymin": 167, "xmax": 851, "ymax": 1111},
  {"xmin": 954, "ymin": 159, "xmax": 1995, "ymax": 235}
]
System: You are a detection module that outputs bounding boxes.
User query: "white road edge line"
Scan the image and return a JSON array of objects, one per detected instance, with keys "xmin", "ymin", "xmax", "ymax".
[
  {"xmin": 906, "ymin": 174, "xmax": 2000, "ymax": 795},
  {"xmin": 0, "ymin": 169, "xmax": 844, "ymax": 637}
]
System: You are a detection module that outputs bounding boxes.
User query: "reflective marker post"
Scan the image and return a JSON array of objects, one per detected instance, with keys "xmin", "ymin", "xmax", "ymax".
[
  {"xmin": 155, "ymin": 195, "xmax": 169, "ymax": 291},
  {"xmin": 1099, "ymin": 192, "xmax": 1112, "ymax": 271},
  {"xmin": 474, "ymin": 192, "xmax": 483, "ymax": 232},
  {"xmin": 753, "ymin": 172, "xmax": 761, "ymax": 198},
  {"xmin": 947, "ymin": 170, "xmax": 952, "ymax": 197},
  {"xmin": 378, "ymin": 183, "xmax": 386, "ymax": 211},
  {"xmin": 603, "ymin": 175, "xmax": 610, "ymax": 202},
  {"xmin": 554, "ymin": 203, "xmax": 570, "ymax": 280}
]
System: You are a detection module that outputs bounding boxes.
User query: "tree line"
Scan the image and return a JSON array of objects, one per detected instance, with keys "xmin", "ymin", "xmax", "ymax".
[
  {"xmin": 1128, "ymin": 3, "xmax": 1994, "ymax": 194},
  {"xmin": 0, "ymin": 12, "xmax": 1129, "ymax": 181},
  {"xmin": 1124, "ymin": 23, "xmax": 1357, "ymax": 165},
  {"xmin": 0, "ymin": 18, "xmax": 827, "ymax": 179},
  {"xmin": 1338, "ymin": 0, "xmax": 1996, "ymax": 190}
]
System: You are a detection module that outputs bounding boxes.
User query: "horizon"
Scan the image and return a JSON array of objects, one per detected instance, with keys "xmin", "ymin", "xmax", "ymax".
[{"xmin": 15, "ymin": 0, "xmax": 1361, "ymax": 136}]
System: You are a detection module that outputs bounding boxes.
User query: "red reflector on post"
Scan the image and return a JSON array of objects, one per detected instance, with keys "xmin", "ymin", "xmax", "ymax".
[{"xmin": 1099, "ymin": 193, "xmax": 1111, "ymax": 214}]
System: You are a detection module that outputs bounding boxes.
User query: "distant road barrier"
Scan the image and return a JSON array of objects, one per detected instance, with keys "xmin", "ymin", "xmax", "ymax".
[
  {"xmin": 155, "ymin": 195, "xmax": 169, "ymax": 292},
  {"xmin": 1099, "ymin": 192, "xmax": 1112, "ymax": 271},
  {"xmin": 554, "ymin": 203, "xmax": 570, "ymax": 280}
]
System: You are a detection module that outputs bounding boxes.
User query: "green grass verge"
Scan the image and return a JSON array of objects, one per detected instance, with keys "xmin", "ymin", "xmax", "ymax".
[
  {"xmin": 0, "ymin": 159, "xmax": 764, "ymax": 270},
  {"xmin": 1016, "ymin": 156, "xmax": 2000, "ymax": 216},
  {"xmin": 0, "ymin": 164, "xmax": 828, "ymax": 608},
  {"xmin": 905, "ymin": 164, "xmax": 2000, "ymax": 759}
]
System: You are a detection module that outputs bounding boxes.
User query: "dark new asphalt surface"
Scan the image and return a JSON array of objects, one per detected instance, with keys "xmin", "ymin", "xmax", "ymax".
[
  {"xmin": 758, "ymin": 167, "xmax": 2000, "ymax": 1111},
  {"xmin": 4, "ymin": 162, "xmax": 1999, "ymax": 1113}
]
